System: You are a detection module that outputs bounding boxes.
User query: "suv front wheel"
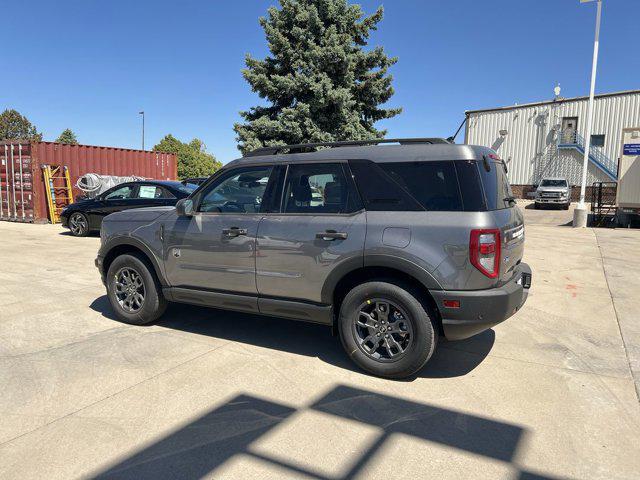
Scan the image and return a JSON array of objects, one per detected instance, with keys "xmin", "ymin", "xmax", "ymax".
[
  {"xmin": 106, "ymin": 253, "xmax": 167, "ymax": 325},
  {"xmin": 338, "ymin": 281, "xmax": 437, "ymax": 379}
]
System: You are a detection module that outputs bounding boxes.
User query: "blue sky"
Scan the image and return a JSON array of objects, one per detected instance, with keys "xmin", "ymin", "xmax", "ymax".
[{"xmin": 2, "ymin": 0, "xmax": 638, "ymax": 163}]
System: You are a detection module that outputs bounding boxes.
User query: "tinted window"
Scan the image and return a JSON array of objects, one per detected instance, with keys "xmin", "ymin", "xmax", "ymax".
[
  {"xmin": 477, "ymin": 158, "xmax": 514, "ymax": 210},
  {"xmin": 283, "ymin": 163, "xmax": 356, "ymax": 214},
  {"xmin": 477, "ymin": 158, "xmax": 498, "ymax": 210},
  {"xmin": 496, "ymin": 163, "xmax": 513, "ymax": 208},
  {"xmin": 379, "ymin": 161, "xmax": 463, "ymax": 211},
  {"xmin": 349, "ymin": 160, "xmax": 423, "ymax": 212},
  {"xmin": 104, "ymin": 185, "xmax": 134, "ymax": 200},
  {"xmin": 198, "ymin": 166, "xmax": 273, "ymax": 213},
  {"xmin": 454, "ymin": 160, "xmax": 487, "ymax": 211}
]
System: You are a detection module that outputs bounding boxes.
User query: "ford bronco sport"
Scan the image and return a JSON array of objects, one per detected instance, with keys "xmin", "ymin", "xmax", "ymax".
[{"xmin": 96, "ymin": 138, "xmax": 531, "ymax": 379}]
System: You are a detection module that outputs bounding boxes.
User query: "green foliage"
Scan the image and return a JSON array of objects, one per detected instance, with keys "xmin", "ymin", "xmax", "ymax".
[
  {"xmin": 0, "ymin": 109, "xmax": 43, "ymax": 142},
  {"xmin": 55, "ymin": 128, "xmax": 79, "ymax": 144},
  {"xmin": 153, "ymin": 134, "xmax": 222, "ymax": 179},
  {"xmin": 234, "ymin": 0, "xmax": 401, "ymax": 155}
]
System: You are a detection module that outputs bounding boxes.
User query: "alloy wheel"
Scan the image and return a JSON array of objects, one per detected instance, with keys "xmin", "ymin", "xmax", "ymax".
[
  {"xmin": 114, "ymin": 267, "xmax": 146, "ymax": 313},
  {"xmin": 353, "ymin": 299, "xmax": 414, "ymax": 362},
  {"xmin": 69, "ymin": 213, "xmax": 88, "ymax": 236}
]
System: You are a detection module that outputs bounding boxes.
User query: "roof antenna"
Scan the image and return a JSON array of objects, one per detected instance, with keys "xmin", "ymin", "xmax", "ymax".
[
  {"xmin": 447, "ymin": 117, "xmax": 467, "ymax": 144},
  {"xmin": 554, "ymin": 83, "xmax": 562, "ymax": 101}
]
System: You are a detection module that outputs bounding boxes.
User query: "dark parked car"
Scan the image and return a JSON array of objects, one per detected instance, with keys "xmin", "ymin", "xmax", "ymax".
[
  {"xmin": 96, "ymin": 138, "xmax": 531, "ymax": 379},
  {"xmin": 61, "ymin": 180, "xmax": 196, "ymax": 237}
]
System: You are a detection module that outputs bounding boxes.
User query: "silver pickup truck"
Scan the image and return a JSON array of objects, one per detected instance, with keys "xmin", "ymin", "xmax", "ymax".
[{"xmin": 534, "ymin": 178, "xmax": 571, "ymax": 210}]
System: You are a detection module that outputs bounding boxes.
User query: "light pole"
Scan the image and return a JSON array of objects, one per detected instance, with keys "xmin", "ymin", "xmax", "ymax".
[
  {"xmin": 573, "ymin": 0, "xmax": 602, "ymax": 228},
  {"xmin": 139, "ymin": 111, "xmax": 145, "ymax": 150}
]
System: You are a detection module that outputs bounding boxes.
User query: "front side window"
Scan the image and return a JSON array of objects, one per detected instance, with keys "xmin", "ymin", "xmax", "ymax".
[
  {"xmin": 104, "ymin": 185, "xmax": 134, "ymax": 200},
  {"xmin": 198, "ymin": 166, "xmax": 273, "ymax": 213},
  {"xmin": 282, "ymin": 163, "xmax": 355, "ymax": 214}
]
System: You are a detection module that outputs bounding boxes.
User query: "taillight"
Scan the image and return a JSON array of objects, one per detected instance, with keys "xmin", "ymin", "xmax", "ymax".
[{"xmin": 470, "ymin": 229, "xmax": 501, "ymax": 278}]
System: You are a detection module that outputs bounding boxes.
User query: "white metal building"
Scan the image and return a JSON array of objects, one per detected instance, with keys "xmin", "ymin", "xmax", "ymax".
[{"xmin": 464, "ymin": 89, "xmax": 640, "ymax": 190}]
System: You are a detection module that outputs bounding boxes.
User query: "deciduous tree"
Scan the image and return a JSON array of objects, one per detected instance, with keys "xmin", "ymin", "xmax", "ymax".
[
  {"xmin": 154, "ymin": 134, "xmax": 221, "ymax": 179},
  {"xmin": 0, "ymin": 109, "xmax": 42, "ymax": 142}
]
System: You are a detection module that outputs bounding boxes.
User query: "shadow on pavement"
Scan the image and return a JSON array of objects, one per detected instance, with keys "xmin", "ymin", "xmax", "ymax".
[
  {"xmin": 89, "ymin": 384, "xmax": 560, "ymax": 480},
  {"xmin": 89, "ymin": 297, "xmax": 495, "ymax": 380}
]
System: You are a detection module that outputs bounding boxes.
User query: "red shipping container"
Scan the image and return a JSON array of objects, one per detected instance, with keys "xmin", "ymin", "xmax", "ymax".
[{"xmin": 0, "ymin": 141, "xmax": 177, "ymax": 223}]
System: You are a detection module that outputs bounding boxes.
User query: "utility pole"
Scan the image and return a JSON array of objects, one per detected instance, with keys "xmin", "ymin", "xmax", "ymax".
[
  {"xmin": 573, "ymin": 0, "xmax": 602, "ymax": 227},
  {"xmin": 139, "ymin": 111, "xmax": 145, "ymax": 150}
]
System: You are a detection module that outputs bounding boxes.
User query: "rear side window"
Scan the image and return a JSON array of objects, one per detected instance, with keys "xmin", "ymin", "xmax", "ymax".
[
  {"xmin": 478, "ymin": 158, "xmax": 513, "ymax": 210},
  {"xmin": 454, "ymin": 160, "xmax": 487, "ymax": 211},
  {"xmin": 350, "ymin": 159, "xmax": 489, "ymax": 212},
  {"xmin": 379, "ymin": 161, "xmax": 463, "ymax": 211},
  {"xmin": 349, "ymin": 160, "xmax": 423, "ymax": 212}
]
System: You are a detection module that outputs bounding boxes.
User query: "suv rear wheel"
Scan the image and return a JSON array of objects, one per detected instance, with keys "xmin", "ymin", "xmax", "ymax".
[
  {"xmin": 338, "ymin": 280, "xmax": 437, "ymax": 379},
  {"xmin": 106, "ymin": 253, "xmax": 167, "ymax": 325}
]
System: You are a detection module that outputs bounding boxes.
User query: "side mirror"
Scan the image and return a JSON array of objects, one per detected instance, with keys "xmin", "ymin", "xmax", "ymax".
[{"xmin": 176, "ymin": 198, "xmax": 194, "ymax": 217}]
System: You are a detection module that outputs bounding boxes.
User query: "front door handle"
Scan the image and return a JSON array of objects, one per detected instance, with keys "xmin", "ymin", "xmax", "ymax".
[
  {"xmin": 316, "ymin": 230, "xmax": 348, "ymax": 241},
  {"xmin": 222, "ymin": 227, "xmax": 248, "ymax": 237}
]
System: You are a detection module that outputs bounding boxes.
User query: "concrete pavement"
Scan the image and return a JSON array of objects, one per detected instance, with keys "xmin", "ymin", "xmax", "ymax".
[{"xmin": 0, "ymin": 207, "xmax": 639, "ymax": 480}]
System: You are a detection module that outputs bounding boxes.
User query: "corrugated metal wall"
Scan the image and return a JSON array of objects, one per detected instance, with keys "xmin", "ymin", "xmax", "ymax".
[
  {"xmin": 1, "ymin": 141, "xmax": 177, "ymax": 223},
  {"xmin": 465, "ymin": 91, "xmax": 640, "ymax": 185}
]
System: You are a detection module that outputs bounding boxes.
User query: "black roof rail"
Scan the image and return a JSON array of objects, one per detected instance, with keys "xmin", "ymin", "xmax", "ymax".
[{"xmin": 243, "ymin": 137, "xmax": 451, "ymax": 157}]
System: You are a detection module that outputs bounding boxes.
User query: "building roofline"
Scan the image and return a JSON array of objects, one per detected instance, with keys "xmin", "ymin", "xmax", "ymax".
[{"xmin": 465, "ymin": 89, "xmax": 640, "ymax": 115}]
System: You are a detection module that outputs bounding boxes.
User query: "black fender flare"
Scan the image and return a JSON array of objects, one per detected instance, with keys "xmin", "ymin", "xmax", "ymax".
[
  {"xmin": 100, "ymin": 236, "xmax": 169, "ymax": 287},
  {"xmin": 320, "ymin": 254, "xmax": 443, "ymax": 304}
]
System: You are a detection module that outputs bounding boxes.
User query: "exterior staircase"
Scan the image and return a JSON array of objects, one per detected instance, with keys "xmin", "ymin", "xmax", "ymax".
[{"xmin": 557, "ymin": 129, "xmax": 617, "ymax": 180}]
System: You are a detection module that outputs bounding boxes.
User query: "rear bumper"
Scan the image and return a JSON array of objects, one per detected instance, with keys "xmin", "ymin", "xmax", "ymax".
[{"xmin": 431, "ymin": 263, "xmax": 531, "ymax": 341}]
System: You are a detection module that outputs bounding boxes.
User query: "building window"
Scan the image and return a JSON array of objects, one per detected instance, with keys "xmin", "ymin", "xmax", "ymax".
[{"xmin": 591, "ymin": 134, "xmax": 605, "ymax": 147}]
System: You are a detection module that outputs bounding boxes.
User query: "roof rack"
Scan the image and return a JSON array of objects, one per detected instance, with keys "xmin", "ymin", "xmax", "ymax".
[{"xmin": 243, "ymin": 137, "xmax": 451, "ymax": 157}]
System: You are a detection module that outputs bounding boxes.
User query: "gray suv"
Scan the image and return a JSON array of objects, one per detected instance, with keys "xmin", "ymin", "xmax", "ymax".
[{"xmin": 96, "ymin": 138, "xmax": 531, "ymax": 379}]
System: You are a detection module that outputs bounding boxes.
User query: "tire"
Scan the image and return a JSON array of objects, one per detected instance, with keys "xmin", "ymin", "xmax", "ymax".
[
  {"xmin": 68, "ymin": 212, "xmax": 90, "ymax": 237},
  {"xmin": 338, "ymin": 280, "xmax": 437, "ymax": 379},
  {"xmin": 563, "ymin": 203, "xmax": 570, "ymax": 210},
  {"xmin": 106, "ymin": 253, "xmax": 167, "ymax": 325},
  {"xmin": 534, "ymin": 202, "xmax": 540, "ymax": 209}
]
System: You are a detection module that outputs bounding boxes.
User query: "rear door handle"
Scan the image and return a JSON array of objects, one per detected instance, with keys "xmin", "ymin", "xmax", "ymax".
[
  {"xmin": 316, "ymin": 230, "xmax": 348, "ymax": 241},
  {"xmin": 223, "ymin": 227, "xmax": 248, "ymax": 237}
]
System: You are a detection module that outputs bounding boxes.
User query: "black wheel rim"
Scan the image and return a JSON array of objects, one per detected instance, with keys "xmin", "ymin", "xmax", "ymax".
[
  {"xmin": 114, "ymin": 267, "xmax": 145, "ymax": 313},
  {"xmin": 352, "ymin": 298, "xmax": 414, "ymax": 362},
  {"xmin": 69, "ymin": 213, "xmax": 87, "ymax": 236}
]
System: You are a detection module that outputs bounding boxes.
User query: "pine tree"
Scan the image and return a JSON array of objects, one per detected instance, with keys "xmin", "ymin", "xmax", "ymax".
[
  {"xmin": 154, "ymin": 134, "xmax": 222, "ymax": 179},
  {"xmin": 56, "ymin": 128, "xmax": 79, "ymax": 144},
  {"xmin": 0, "ymin": 109, "xmax": 42, "ymax": 142},
  {"xmin": 234, "ymin": 0, "xmax": 401, "ymax": 155}
]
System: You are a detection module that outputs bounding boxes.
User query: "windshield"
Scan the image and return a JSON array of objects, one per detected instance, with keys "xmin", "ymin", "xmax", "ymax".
[
  {"xmin": 177, "ymin": 183, "xmax": 198, "ymax": 194},
  {"xmin": 541, "ymin": 179, "xmax": 567, "ymax": 187}
]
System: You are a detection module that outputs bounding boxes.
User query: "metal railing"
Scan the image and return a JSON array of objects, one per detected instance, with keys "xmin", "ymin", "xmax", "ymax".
[
  {"xmin": 590, "ymin": 181, "xmax": 617, "ymax": 227},
  {"xmin": 557, "ymin": 129, "xmax": 617, "ymax": 180}
]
